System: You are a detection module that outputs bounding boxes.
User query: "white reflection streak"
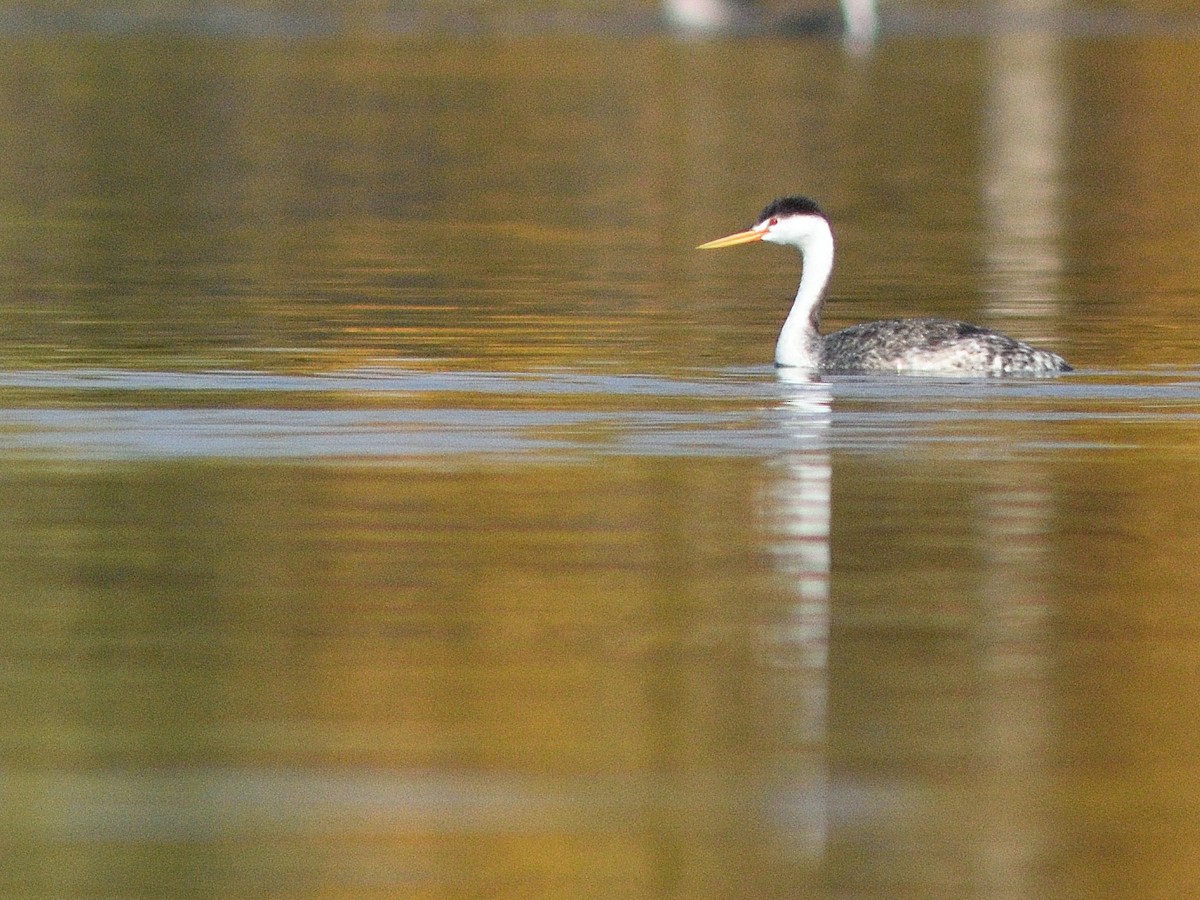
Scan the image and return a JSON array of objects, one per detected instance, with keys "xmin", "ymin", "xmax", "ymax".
[
  {"xmin": 765, "ymin": 369, "xmax": 832, "ymax": 856},
  {"xmin": 983, "ymin": 10, "xmax": 1065, "ymax": 319},
  {"xmin": 975, "ymin": 478, "xmax": 1055, "ymax": 900},
  {"xmin": 982, "ymin": 10, "xmax": 1063, "ymax": 889},
  {"xmin": 839, "ymin": 0, "xmax": 879, "ymax": 52},
  {"xmin": 770, "ymin": 370, "xmax": 832, "ymax": 672}
]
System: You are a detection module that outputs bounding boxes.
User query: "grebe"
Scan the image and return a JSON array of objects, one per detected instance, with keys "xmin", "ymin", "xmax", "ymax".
[{"xmin": 698, "ymin": 196, "xmax": 1071, "ymax": 374}]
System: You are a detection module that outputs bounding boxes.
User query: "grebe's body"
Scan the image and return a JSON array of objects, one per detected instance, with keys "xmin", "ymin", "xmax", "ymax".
[
  {"xmin": 819, "ymin": 317, "xmax": 1068, "ymax": 375},
  {"xmin": 698, "ymin": 196, "xmax": 1071, "ymax": 375}
]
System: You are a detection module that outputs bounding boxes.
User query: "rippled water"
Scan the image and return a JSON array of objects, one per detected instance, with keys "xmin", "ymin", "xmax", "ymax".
[
  {"xmin": 5, "ymin": 8, "xmax": 1200, "ymax": 898},
  {"xmin": 2, "ymin": 366, "xmax": 1200, "ymax": 460}
]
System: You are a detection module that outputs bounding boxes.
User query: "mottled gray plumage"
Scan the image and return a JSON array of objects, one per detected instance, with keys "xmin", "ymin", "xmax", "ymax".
[{"xmin": 822, "ymin": 317, "xmax": 1072, "ymax": 374}]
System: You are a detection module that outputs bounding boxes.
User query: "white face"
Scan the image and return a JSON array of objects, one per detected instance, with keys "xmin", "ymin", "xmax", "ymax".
[{"xmin": 758, "ymin": 213, "xmax": 831, "ymax": 248}]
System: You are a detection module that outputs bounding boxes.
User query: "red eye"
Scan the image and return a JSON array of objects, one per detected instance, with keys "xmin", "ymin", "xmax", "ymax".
[{"xmin": 769, "ymin": 217, "xmax": 779, "ymax": 226}]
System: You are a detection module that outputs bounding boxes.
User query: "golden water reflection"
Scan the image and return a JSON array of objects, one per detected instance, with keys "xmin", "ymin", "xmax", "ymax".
[
  {"xmin": 2, "ymin": 428, "xmax": 1200, "ymax": 894},
  {"xmin": 3, "ymin": 20, "xmax": 1200, "ymax": 899},
  {"xmin": 0, "ymin": 457, "xmax": 827, "ymax": 896}
]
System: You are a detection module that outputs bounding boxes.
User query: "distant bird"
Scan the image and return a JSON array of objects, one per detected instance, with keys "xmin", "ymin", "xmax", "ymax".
[{"xmin": 663, "ymin": 0, "xmax": 878, "ymax": 47}]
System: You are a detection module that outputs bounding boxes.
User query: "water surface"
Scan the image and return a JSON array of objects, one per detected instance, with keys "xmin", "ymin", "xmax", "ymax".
[{"xmin": 4, "ymin": 14, "xmax": 1200, "ymax": 899}]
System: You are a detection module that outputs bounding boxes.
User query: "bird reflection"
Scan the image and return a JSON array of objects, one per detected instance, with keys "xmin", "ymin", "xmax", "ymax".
[{"xmin": 761, "ymin": 367, "xmax": 833, "ymax": 856}]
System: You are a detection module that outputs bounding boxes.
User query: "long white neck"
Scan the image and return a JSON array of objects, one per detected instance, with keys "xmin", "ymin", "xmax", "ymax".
[{"xmin": 774, "ymin": 225, "xmax": 834, "ymax": 368}]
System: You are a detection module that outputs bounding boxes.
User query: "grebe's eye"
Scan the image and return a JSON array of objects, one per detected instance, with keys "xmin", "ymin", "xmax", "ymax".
[{"xmin": 769, "ymin": 217, "xmax": 779, "ymax": 226}]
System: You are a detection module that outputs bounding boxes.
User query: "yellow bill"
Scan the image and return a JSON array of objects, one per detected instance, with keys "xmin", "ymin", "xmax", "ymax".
[{"xmin": 696, "ymin": 228, "xmax": 766, "ymax": 250}]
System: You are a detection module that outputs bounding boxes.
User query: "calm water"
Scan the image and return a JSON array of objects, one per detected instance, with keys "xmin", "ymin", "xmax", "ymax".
[{"xmin": 4, "ymin": 11, "xmax": 1200, "ymax": 898}]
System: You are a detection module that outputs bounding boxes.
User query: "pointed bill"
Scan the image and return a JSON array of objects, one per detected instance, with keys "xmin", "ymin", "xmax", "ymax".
[{"xmin": 696, "ymin": 228, "xmax": 765, "ymax": 250}]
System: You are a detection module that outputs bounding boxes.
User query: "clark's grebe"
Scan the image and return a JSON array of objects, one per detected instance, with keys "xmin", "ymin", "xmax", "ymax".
[{"xmin": 698, "ymin": 196, "xmax": 1071, "ymax": 375}]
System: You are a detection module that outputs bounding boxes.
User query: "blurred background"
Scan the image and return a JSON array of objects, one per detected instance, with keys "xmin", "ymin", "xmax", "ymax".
[{"xmin": 4, "ymin": 2, "xmax": 1200, "ymax": 898}]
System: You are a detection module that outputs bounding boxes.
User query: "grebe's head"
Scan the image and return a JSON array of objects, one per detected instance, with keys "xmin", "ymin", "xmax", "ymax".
[{"xmin": 697, "ymin": 195, "xmax": 832, "ymax": 252}]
